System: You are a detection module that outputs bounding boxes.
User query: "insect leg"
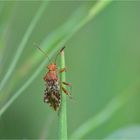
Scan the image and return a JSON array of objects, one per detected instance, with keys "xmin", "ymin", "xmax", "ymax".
[
  {"xmin": 43, "ymin": 73, "xmax": 48, "ymax": 81},
  {"xmin": 61, "ymin": 85, "xmax": 72, "ymax": 99},
  {"xmin": 62, "ymin": 81, "xmax": 71, "ymax": 86},
  {"xmin": 59, "ymin": 67, "xmax": 67, "ymax": 73},
  {"xmin": 62, "ymin": 81, "xmax": 72, "ymax": 94}
]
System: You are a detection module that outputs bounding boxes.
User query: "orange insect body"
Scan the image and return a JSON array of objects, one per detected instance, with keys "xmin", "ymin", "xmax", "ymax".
[
  {"xmin": 44, "ymin": 64, "xmax": 58, "ymax": 81},
  {"xmin": 43, "ymin": 63, "xmax": 60, "ymax": 111}
]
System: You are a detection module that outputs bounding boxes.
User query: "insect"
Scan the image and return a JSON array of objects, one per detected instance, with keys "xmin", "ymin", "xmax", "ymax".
[{"xmin": 36, "ymin": 46, "xmax": 71, "ymax": 111}]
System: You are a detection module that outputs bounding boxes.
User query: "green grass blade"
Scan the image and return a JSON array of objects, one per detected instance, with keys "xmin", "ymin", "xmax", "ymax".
[
  {"xmin": 0, "ymin": 1, "xmax": 49, "ymax": 92},
  {"xmin": 30, "ymin": 0, "xmax": 112, "ymax": 64},
  {"xmin": 70, "ymin": 78, "xmax": 140, "ymax": 139},
  {"xmin": 58, "ymin": 49, "xmax": 67, "ymax": 140},
  {"xmin": 0, "ymin": 59, "xmax": 48, "ymax": 117}
]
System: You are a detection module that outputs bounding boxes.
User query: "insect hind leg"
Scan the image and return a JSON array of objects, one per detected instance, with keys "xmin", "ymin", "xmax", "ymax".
[
  {"xmin": 62, "ymin": 81, "xmax": 72, "ymax": 95},
  {"xmin": 61, "ymin": 85, "xmax": 72, "ymax": 99}
]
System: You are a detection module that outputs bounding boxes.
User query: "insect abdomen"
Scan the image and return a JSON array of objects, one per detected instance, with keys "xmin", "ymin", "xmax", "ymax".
[{"xmin": 44, "ymin": 80, "xmax": 60, "ymax": 111}]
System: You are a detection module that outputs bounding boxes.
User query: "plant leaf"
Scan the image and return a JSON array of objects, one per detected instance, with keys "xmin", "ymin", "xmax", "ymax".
[{"xmin": 105, "ymin": 125, "xmax": 140, "ymax": 139}]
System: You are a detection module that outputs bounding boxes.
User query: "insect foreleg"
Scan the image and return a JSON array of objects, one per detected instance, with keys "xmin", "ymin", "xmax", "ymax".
[{"xmin": 59, "ymin": 67, "xmax": 67, "ymax": 73}]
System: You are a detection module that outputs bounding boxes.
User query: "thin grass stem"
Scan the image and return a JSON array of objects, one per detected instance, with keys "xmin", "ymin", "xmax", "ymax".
[
  {"xmin": 40, "ymin": 0, "xmax": 112, "ymax": 57},
  {"xmin": 58, "ymin": 50, "xmax": 67, "ymax": 140},
  {"xmin": 0, "ymin": 1, "xmax": 49, "ymax": 92},
  {"xmin": 0, "ymin": 59, "xmax": 48, "ymax": 117}
]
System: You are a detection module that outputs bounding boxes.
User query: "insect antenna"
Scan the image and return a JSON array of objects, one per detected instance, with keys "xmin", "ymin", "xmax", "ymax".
[
  {"xmin": 35, "ymin": 44, "xmax": 51, "ymax": 63},
  {"xmin": 54, "ymin": 46, "xmax": 66, "ymax": 63}
]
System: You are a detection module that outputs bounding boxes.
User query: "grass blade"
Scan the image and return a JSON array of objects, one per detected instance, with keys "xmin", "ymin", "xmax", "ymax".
[
  {"xmin": 0, "ymin": 1, "xmax": 49, "ymax": 92},
  {"xmin": 58, "ymin": 49, "xmax": 67, "ymax": 140},
  {"xmin": 0, "ymin": 59, "xmax": 48, "ymax": 117},
  {"xmin": 70, "ymin": 78, "xmax": 140, "ymax": 139},
  {"xmin": 30, "ymin": 0, "xmax": 113, "ymax": 65}
]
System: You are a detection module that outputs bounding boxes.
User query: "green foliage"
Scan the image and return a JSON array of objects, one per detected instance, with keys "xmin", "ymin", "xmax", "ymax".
[
  {"xmin": 70, "ymin": 78, "xmax": 140, "ymax": 139},
  {"xmin": 0, "ymin": 0, "xmax": 140, "ymax": 139},
  {"xmin": 105, "ymin": 125, "xmax": 140, "ymax": 139},
  {"xmin": 0, "ymin": 0, "xmax": 112, "ymax": 118}
]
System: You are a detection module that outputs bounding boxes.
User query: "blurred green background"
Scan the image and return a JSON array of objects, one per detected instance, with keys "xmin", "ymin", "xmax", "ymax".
[{"xmin": 0, "ymin": 1, "xmax": 140, "ymax": 139}]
